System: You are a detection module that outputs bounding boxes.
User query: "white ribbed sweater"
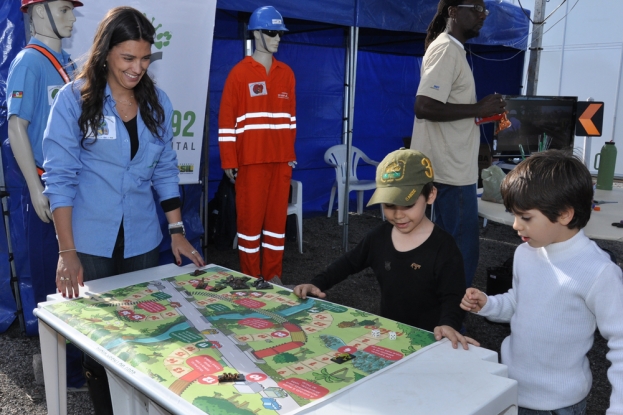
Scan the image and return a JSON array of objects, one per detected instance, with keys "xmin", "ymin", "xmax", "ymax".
[{"xmin": 478, "ymin": 230, "xmax": 623, "ymax": 413}]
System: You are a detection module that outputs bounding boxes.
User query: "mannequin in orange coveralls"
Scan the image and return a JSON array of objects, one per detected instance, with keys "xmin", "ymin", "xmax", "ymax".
[{"xmin": 218, "ymin": 6, "xmax": 296, "ymax": 284}]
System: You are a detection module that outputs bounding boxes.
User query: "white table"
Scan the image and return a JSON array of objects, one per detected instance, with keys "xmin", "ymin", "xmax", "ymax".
[
  {"xmin": 35, "ymin": 263, "xmax": 517, "ymax": 415},
  {"xmin": 478, "ymin": 187, "xmax": 623, "ymax": 242}
]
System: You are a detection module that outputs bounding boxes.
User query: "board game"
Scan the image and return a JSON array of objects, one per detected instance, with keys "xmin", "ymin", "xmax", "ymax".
[{"xmin": 44, "ymin": 265, "xmax": 437, "ymax": 414}]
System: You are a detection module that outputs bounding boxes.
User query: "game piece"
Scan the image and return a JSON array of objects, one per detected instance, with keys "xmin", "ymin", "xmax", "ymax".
[
  {"xmin": 191, "ymin": 269, "xmax": 207, "ymax": 276},
  {"xmin": 252, "ymin": 276, "xmax": 273, "ymax": 289},
  {"xmin": 331, "ymin": 353, "xmax": 356, "ymax": 364},
  {"xmin": 371, "ymin": 329, "xmax": 380, "ymax": 338},
  {"xmin": 230, "ymin": 279, "xmax": 249, "ymax": 290},
  {"xmin": 208, "ymin": 284, "xmax": 226, "ymax": 292},
  {"xmin": 389, "ymin": 331, "xmax": 397, "ymax": 340},
  {"xmin": 218, "ymin": 372, "xmax": 244, "ymax": 382},
  {"xmin": 195, "ymin": 278, "xmax": 209, "ymax": 290}
]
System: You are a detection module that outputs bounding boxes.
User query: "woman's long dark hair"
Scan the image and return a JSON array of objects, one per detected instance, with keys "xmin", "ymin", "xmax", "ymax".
[
  {"xmin": 425, "ymin": 0, "xmax": 463, "ymax": 51},
  {"xmin": 76, "ymin": 6, "xmax": 165, "ymax": 146}
]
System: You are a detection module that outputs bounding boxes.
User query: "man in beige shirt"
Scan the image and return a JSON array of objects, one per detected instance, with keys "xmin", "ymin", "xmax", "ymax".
[{"xmin": 411, "ymin": 0, "xmax": 506, "ymax": 287}]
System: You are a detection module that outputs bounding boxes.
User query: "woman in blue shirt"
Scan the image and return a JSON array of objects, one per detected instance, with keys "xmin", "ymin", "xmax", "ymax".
[
  {"xmin": 43, "ymin": 7, "xmax": 205, "ymax": 414},
  {"xmin": 43, "ymin": 6, "xmax": 204, "ymax": 299}
]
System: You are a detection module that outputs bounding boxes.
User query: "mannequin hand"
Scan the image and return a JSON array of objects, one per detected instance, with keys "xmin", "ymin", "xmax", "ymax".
[
  {"xmin": 56, "ymin": 251, "xmax": 84, "ymax": 299},
  {"xmin": 171, "ymin": 234, "xmax": 205, "ymax": 267},
  {"xmin": 224, "ymin": 169, "xmax": 237, "ymax": 182},
  {"xmin": 29, "ymin": 187, "xmax": 53, "ymax": 223}
]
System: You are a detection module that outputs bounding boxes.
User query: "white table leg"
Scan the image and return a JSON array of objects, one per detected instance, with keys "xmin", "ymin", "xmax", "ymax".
[
  {"xmin": 38, "ymin": 319, "xmax": 67, "ymax": 415},
  {"xmin": 107, "ymin": 370, "xmax": 171, "ymax": 415}
]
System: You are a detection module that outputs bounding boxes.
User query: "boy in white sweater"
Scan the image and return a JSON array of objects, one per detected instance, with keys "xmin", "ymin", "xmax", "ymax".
[{"xmin": 461, "ymin": 150, "xmax": 623, "ymax": 414}]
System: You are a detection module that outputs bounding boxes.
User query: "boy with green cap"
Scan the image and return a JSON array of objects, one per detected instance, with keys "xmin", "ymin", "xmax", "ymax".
[{"xmin": 293, "ymin": 149, "xmax": 477, "ymax": 349}]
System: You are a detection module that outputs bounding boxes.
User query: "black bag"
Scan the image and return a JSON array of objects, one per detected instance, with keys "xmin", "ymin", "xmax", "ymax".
[
  {"xmin": 208, "ymin": 173, "xmax": 237, "ymax": 250},
  {"xmin": 486, "ymin": 256, "xmax": 513, "ymax": 296}
]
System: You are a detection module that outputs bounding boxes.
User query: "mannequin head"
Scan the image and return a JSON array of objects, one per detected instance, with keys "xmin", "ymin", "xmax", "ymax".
[
  {"xmin": 252, "ymin": 30, "xmax": 282, "ymax": 54},
  {"xmin": 248, "ymin": 6, "xmax": 288, "ymax": 55},
  {"xmin": 26, "ymin": 0, "xmax": 81, "ymax": 39}
]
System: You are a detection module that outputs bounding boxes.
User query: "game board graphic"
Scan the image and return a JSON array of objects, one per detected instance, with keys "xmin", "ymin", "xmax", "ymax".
[{"xmin": 45, "ymin": 265, "xmax": 437, "ymax": 414}]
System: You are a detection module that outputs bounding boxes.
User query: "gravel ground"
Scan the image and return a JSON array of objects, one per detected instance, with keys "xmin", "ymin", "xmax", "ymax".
[{"xmin": 0, "ymin": 211, "xmax": 621, "ymax": 414}]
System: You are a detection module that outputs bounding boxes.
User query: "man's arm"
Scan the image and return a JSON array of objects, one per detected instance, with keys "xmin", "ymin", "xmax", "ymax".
[
  {"xmin": 8, "ymin": 115, "xmax": 53, "ymax": 223},
  {"xmin": 415, "ymin": 94, "xmax": 506, "ymax": 123}
]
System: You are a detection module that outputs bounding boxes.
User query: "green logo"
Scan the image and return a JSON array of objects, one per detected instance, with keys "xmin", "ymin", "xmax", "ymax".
[
  {"xmin": 381, "ymin": 160, "xmax": 406, "ymax": 183},
  {"xmin": 144, "ymin": 14, "xmax": 172, "ymax": 63},
  {"xmin": 146, "ymin": 15, "xmax": 172, "ymax": 50}
]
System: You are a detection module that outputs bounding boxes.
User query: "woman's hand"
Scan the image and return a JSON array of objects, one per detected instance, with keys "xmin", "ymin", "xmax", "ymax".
[
  {"xmin": 56, "ymin": 251, "xmax": 84, "ymax": 298},
  {"xmin": 170, "ymin": 234, "xmax": 205, "ymax": 267}
]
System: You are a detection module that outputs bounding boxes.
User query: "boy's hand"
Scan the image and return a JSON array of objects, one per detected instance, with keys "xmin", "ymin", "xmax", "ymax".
[
  {"xmin": 434, "ymin": 325, "xmax": 480, "ymax": 350},
  {"xmin": 293, "ymin": 284, "xmax": 326, "ymax": 300},
  {"xmin": 461, "ymin": 288, "xmax": 487, "ymax": 313}
]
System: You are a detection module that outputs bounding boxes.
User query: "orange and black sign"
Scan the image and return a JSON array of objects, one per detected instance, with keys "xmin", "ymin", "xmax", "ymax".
[{"xmin": 575, "ymin": 102, "xmax": 604, "ymax": 136}]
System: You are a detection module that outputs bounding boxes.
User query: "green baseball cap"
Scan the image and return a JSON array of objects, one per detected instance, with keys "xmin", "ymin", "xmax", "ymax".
[{"xmin": 367, "ymin": 149, "xmax": 435, "ymax": 206}]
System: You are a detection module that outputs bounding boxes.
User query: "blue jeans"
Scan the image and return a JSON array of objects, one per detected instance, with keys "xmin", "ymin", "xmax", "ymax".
[
  {"xmin": 77, "ymin": 224, "xmax": 159, "ymax": 282},
  {"xmin": 77, "ymin": 224, "xmax": 159, "ymax": 415},
  {"xmin": 431, "ymin": 183, "xmax": 479, "ymax": 288},
  {"xmin": 518, "ymin": 397, "xmax": 587, "ymax": 415}
]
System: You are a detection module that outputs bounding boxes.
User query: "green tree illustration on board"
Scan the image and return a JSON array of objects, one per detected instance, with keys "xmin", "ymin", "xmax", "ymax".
[
  {"xmin": 311, "ymin": 367, "xmax": 351, "ymax": 383},
  {"xmin": 273, "ymin": 352, "xmax": 298, "ymax": 364}
]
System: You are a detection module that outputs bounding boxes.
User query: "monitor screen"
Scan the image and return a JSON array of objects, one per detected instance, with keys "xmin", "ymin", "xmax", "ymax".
[{"xmin": 492, "ymin": 95, "xmax": 578, "ymax": 159}]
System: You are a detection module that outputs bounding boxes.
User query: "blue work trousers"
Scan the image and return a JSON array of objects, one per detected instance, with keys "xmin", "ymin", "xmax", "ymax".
[{"xmin": 431, "ymin": 183, "xmax": 479, "ymax": 288}]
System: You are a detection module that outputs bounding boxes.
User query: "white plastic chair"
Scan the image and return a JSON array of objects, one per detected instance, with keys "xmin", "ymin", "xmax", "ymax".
[
  {"xmin": 288, "ymin": 180, "xmax": 303, "ymax": 254},
  {"xmin": 324, "ymin": 145, "xmax": 383, "ymax": 223},
  {"xmin": 233, "ymin": 179, "xmax": 303, "ymax": 253}
]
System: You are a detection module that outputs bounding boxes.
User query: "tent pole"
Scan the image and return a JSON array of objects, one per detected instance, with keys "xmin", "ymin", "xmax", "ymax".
[
  {"xmin": 342, "ymin": 25, "xmax": 359, "ymax": 251},
  {"xmin": 340, "ymin": 27, "xmax": 351, "ymax": 241},
  {"xmin": 202, "ymin": 89, "xmax": 210, "ymax": 258}
]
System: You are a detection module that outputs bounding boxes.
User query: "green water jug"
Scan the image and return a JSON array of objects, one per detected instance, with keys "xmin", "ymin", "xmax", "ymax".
[{"xmin": 594, "ymin": 141, "xmax": 617, "ymax": 190}]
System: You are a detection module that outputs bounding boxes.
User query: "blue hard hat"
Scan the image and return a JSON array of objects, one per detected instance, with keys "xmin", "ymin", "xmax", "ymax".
[{"xmin": 248, "ymin": 6, "xmax": 288, "ymax": 31}]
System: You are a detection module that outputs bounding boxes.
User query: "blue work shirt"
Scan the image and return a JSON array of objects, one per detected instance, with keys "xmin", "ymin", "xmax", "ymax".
[
  {"xmin": 7, "ymin": 38, "xmax": 74, "ymax": 167},
  {"xmin": 42, "ymin": 81, "xmax": 180, "ymax": 258}
]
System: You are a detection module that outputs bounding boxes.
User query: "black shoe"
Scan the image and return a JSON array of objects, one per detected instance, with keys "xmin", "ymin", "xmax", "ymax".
[{"xmin": 83, "ymin": 356, "xmax": 114, "ymax": 415}]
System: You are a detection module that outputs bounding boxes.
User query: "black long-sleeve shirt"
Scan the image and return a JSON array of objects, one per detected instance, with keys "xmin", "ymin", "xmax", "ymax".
[{"xmin": 311, "ymin": 223, "xmax": 466, "ymax": 332}]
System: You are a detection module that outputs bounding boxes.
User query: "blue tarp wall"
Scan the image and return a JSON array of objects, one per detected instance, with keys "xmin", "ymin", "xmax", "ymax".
[
  {"xmin": 0, "ymin": 1, "xmax": 24, "ymax": 333},
  {"xmin": 208, "ymin": 0, "xmax": 529, "ymax": 215}
]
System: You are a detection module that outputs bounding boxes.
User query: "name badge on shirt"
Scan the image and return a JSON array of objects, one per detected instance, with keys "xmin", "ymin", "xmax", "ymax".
[
  {"xmin": 85, "ymin": 115, "xmax": 117, "ymax": 140},
  {"xmin": 248, "ymin": 81, "xmax": 268, "ymax": 97},
  {"xmin": 47, "ymin": 85, "xmax": 63, "ymax": 105}
]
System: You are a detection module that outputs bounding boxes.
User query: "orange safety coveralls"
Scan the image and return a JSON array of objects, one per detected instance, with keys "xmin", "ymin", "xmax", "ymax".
[{"xmin": 218, "ymin": 56, "xmax": 296, "ymax": 280}]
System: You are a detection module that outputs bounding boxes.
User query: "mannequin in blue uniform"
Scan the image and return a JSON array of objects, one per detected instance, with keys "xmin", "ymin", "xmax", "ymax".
[
  {"xmin": 6, "ymin": 0, "xmax": 84, "ymax": 387},
  {"xmin": 8, "ymin": 0, "xmax": 82, "ymax": 222}
]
